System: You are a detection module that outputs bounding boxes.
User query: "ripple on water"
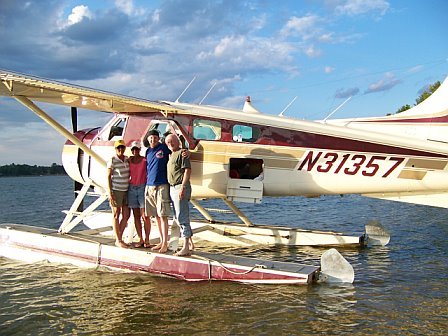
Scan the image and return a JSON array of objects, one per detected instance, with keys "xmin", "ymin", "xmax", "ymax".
[{"xmin": 0, "ymin": 176, "xmax": 447, "ymax": 335}]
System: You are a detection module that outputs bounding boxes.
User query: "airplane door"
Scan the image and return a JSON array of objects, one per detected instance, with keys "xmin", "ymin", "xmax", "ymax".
[{"xmin": 226, "ymin": 158, "xmax": 264, "ymax": 204}]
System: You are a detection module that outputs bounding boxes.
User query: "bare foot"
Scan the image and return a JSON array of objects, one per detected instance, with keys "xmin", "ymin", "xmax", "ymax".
[
  {"xmin": 151, "ymin": 243, "xmax": 162, "ymax": 251},
  {"xmin": 144, "ymin": 241, "xmax": 151, "ymax": 248},
  {"xmin": 115, "ymin": 240, "xmax": 128, "ymax": 248},
  {"xmin": 158, "ymin": 245, "xmax": 168, "ymax": 253},
  {"xmin": 175, "ymin": 248, "xmax": 191, "ymax": 256},
  {"xmin": 133, "ymin": 241, "xmax": 144, "ymax": 248}
]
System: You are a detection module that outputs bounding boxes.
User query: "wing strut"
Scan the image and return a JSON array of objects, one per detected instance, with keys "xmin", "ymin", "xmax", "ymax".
[{"xmin": 12, "ymin": 95, "xmax": 106, "ymax": 167}]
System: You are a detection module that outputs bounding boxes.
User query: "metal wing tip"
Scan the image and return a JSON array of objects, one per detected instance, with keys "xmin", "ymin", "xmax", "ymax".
[
  {"xmin": 365, "ymin": 220, "xmax": 391, "ymax": 246},
  {"xmin": 319, "ymin": 248, "xmax": 355, "ymax": 284}
]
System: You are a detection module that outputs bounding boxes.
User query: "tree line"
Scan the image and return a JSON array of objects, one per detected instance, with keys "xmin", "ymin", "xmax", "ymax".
[
  {"xmin": 0, "ymin": 163, "xmax": 66, "ymax": 177},
  {"xmin": 394, "ymin": 80, "xmax": 441, "ymax": 114}
]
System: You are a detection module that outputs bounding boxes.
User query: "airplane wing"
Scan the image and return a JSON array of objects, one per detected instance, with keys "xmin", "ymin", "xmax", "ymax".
[{"xmin": 0, "ymin": 69, "xmax": 182, "ymax": 115}]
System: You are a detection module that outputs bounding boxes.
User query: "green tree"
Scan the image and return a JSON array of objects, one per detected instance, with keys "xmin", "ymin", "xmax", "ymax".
[
  {"xmin": 415, "ymin": 81, "xmax": 441, "ymax": 105},
  {"xmin": 395, "ymin": 80, "xmax": 441, "ymax": 114},
  {"xmin": 0, "ymin": 164, "xmax": 66, "ymax": 177}
]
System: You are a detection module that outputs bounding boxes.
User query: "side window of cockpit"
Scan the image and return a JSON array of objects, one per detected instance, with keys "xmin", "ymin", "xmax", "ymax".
[
  {"xmin": 193, "ymin": 119, "xmax": 221, "ymax": 140},
  {"xmin": 232, "ymin": 124, "xmax": 260, "ymax": 142},
  {"xmin": 108, "ymin": 118, "xmax": 127, "ymax": 140},
  {"xmin": 149, "ymin": 122, "xmax": 171, "ymax": 140}
]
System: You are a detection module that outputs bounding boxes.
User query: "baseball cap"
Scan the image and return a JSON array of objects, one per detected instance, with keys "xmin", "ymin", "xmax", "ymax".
[
  {"xmin": 114, "ymin": 139, "xmax": 126, "ymax": 148},
  {"xmin": 130, "ymin": 140, "xmax": 141, "ymax": 150}
]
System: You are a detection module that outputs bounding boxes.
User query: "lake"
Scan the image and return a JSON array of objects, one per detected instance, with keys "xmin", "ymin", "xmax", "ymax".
[{"xmin": 0, "ymin": 175, "xmax": 446, "ymax": 335}]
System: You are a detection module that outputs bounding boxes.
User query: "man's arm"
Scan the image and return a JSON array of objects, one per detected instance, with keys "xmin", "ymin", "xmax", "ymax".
[{"xmin": 179, "ymin": 167, "xmax": 191, "ymax": 200}]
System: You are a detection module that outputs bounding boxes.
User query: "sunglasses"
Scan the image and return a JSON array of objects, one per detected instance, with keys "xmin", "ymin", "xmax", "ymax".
[{"xmin": 116, "ymin": 145, "xmax": 126, "ymax": 150}]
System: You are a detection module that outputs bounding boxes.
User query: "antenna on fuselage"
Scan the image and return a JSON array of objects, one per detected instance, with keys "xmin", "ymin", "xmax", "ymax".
[
  {"xmin": 199, "ymin": 81, "xmax": 217, "ymax": 105},
  {"xmin": 279, "ymin": 96, "xmax": 298, "ymax": 116},
  {"xmin": 175, "ymin": 76, "xmax": 196, "ymax": 103},
  {"xmin": 323, "ymin": 96, "xmax": 352, "ymax": 122}
]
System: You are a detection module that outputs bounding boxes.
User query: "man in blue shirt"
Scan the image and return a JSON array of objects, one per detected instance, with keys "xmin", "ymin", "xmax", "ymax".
[{"xmin": 143, "ymin": 129, "xmax": 171, "ymax": 253}]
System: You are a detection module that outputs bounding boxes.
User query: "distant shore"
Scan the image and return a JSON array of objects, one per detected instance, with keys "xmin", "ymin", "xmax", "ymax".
[{"xmin": 0, "ymin": 163, "xmax": 66, "ymax": 177}]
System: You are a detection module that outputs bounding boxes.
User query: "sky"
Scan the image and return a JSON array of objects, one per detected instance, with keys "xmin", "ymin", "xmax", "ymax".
[{"xmin": 0, "ymin": 0, "xmax": 447, "ymax": 165}]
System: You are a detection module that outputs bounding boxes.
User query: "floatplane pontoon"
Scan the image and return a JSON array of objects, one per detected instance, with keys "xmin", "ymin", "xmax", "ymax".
[
  {"xmin": 1, "ymin": 69, "xmax": 448, "ymax": 284},
  {"xmin": 0, "ymin": 223, "xmax": 355, "ymax": 284}
]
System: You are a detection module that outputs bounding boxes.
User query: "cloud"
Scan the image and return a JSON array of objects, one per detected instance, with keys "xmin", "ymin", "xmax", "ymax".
[
  {"xmin": 304, "ymin": 45, "xmax": 321, "ymax": 58},
  {"xmin": 335, "ymin": 87, "xmax": 360, "ymax": 98},
  {"xmin": 115, "ymin": 0, "xmax": 145, "ymax": 16},
  {"xmin": 324, "ymin": 66, "xmax": 335, "ymax": 74},
  {"xmin": 66, "ymin": 5, "xmax": 93, "ymax": 26},
  {"xmin": 332, "ymin": 0, "xmax": 390, "ymax": 16},
  {"xmin": 365, "ymin": 73, "xmax": 401, "ymax": 93},
  {"xmin": 280, "ymin": 15, "xmax": 321, "ymax": 39},
  {"xmin": 407, "ymin": 65, "xmax": 424, "ymax": 74},
  {"xmin": 0, "ymin": 121, "xmax": 66, "ymax": 165}
]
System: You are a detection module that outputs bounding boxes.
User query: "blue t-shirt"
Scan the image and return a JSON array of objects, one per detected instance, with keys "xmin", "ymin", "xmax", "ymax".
[{"xmin": 146, "ymin": 143, "xmax": 171, "ymax": 186}]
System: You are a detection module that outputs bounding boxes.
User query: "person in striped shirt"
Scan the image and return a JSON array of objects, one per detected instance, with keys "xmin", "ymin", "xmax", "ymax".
[{"xmin": 107, "ymin": 139, "xmax": 130, "ymax": 248}]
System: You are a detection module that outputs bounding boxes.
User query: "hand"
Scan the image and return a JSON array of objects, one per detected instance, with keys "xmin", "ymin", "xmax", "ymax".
[
  {"xmin": 181, "ymin": 149, "xmax": 190, "ymax": 158},
  {"xmin": 109, "ymin": 192, "xmax": 117, "ymax": 206},
  {"xmin": 179, "ymin": 186, "xmax": 185, "ymax": 200}
]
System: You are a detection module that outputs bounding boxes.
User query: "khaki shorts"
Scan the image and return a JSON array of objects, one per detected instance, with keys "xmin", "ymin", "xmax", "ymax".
[
  {"xmin": 110, "ymin": 190, "xmax": 128, "ymax": 207},
  {"xmin": 145, "ymin": 184, "xmax": 171, "ymax": 217}
]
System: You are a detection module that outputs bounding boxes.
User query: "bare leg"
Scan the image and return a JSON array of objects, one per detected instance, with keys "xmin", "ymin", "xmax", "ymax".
[
  {"xmin": 158, "ymin": 216, "xmax": 169, "ymax": 253},
  {"xmin": 112, "ymin": 205, "xmax": 121, "ymax": 242},
  {"xmin": 119, "ymin": 205, "xmax": 130, "ymax": 244},
  {"xmin": 143, "ymin": 213, "xmax": 151, "ymax": 247},
  {"xmin": 132, "ymin": 208, "xmax": 144, "ymax": 247},
  {"xmin": 112, "ymin": 206, "xmax": 127, "ymax": 248},
  {"xmin": 151, "ymin": 216, "xmax": 163, "ymax": 250}
]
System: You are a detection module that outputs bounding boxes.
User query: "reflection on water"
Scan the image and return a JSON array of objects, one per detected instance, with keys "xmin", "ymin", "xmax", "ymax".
[{"xmin": 0, "ymin": 176, "xmax": 447, "ymax": 335}]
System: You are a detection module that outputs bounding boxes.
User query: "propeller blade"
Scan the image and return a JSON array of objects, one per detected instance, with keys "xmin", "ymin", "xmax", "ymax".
[
  {"xmin": 70, "ymin": 106, "xmax": 83, "ymax": 211},
  {"xmin": 71, "ymin": 106, "xmax": 78, "ymax": 132}
]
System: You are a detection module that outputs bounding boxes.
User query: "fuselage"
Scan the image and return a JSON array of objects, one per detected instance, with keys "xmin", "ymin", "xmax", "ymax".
[{"xmin": 62, "ymin": 104, "xmax": 448, "ymax": 202}]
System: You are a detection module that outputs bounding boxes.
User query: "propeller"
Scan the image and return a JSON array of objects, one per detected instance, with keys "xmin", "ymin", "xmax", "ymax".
[{"xmin": 71, "ymin": 106, "xmax": 84, "ymax": 212}]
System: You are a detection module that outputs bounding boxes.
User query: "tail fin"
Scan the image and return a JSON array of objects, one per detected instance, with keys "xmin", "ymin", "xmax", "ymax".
[
  {"xmin": 325, "ymin": 76, "xmax": 448, "ymax": 143},
  {"xmin": 393, "ymin": 76, "xmax": 448, "ymax": 120}
]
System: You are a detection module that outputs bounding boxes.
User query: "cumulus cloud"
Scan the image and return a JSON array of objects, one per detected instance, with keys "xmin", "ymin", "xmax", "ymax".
[
  {"xmin": 67, "ymin": 5, "xmax": 93, "ymax": 26},
  {"xmin": 365, "ymin": 73, "xmax": 401, "ymax": 93},
  {"xmin": 0, "ymin": 0, "xmax": 400, "ymax": 165}
]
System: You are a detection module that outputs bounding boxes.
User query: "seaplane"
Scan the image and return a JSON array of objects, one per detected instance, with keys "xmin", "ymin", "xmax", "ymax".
[{"xmin": 1, "ymin": 68, "xmax": 447, "ymax": 285}]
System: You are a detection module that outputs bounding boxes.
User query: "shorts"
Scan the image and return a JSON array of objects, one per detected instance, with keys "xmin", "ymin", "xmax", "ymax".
[
  {"xmin": 145, "ymin": 184, "xmax": 171, "ymax": 217},
  {"xmin": 110, "ymin": 190, "xmax": 128, "ymax": 207},
  {"xmin": 128, "ymin": 184, "xmax": 145, "ymax": 209}
]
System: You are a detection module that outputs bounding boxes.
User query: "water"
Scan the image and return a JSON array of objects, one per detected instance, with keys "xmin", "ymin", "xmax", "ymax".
[{"xmin": 0, "ymin": 175, "xmax": 447, "ymax": 335}]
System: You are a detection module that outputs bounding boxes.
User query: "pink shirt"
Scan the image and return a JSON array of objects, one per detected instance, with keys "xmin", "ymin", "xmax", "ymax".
[{"xmin": 129, "ymin": 157, "xmax": 147, "ymax": 185}]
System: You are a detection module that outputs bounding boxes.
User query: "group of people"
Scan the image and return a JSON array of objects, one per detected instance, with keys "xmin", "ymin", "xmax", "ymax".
[{"xmin": 106, "ymin": 130, "xmax": 193, "ymax": 256}]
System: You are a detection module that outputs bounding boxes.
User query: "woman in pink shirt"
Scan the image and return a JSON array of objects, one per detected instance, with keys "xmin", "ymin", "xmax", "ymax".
[{"xmin": 128, "ymin": 140, "xmax": 151, "ymax": 247}]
